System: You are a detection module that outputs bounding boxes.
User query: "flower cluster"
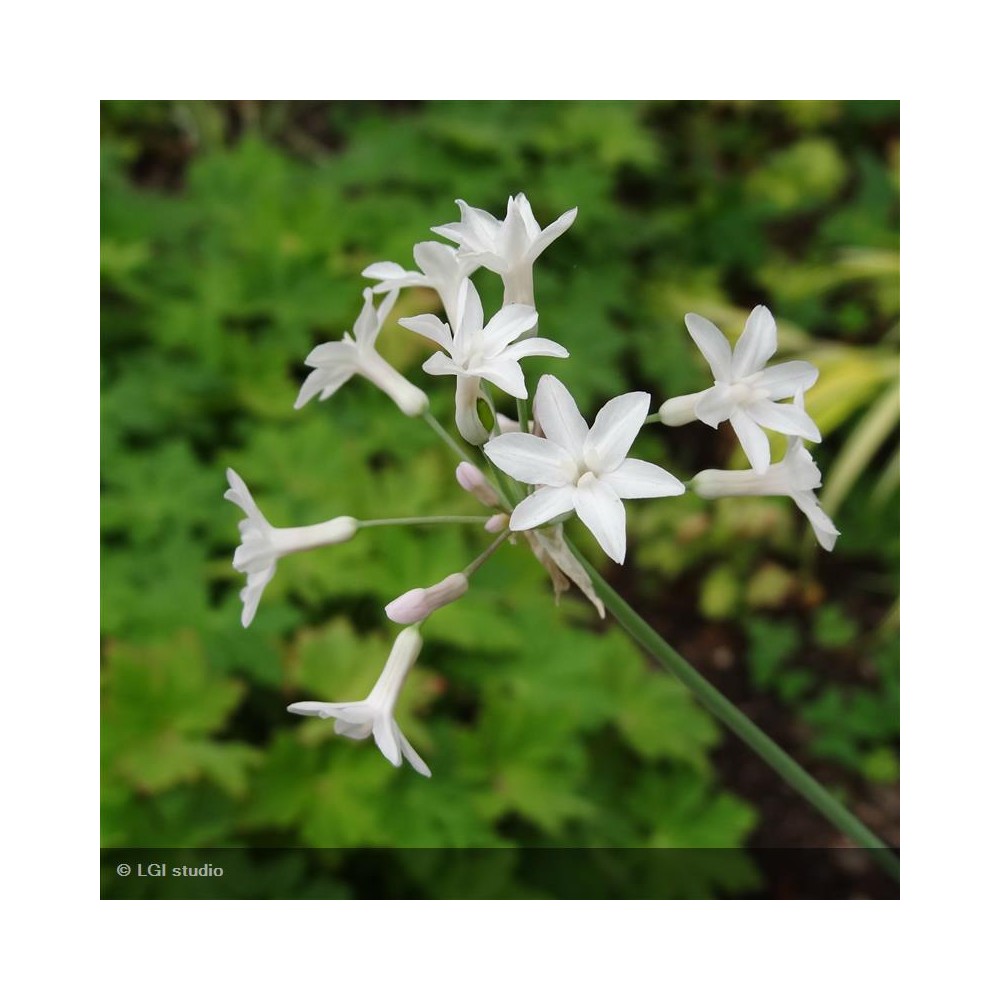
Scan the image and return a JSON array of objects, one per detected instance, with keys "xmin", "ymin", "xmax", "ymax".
[{"xmin": 226, "ymin": 194, "xmax": 839, "ymax": 776}]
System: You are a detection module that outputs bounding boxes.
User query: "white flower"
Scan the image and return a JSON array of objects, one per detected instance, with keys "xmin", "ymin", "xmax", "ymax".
[
  {"xmin": 659, "ymin": 306, "xmax": 820, "ymax": 474},
  {"xmin": 432, "ymin": 193, "xmax": 577, "ymax": 306},
  {"xmin": 691, "ymin": 437, "xmax": 840, "ymax": 551},
  {"xmin": 295, "ymin": 288, "xmax": 428, "ymax": 417},
  {"xmin": 362, "ymin": 241, "xmax": 476, "ymax": 329},
  {"xmin": 287, "ymin": 626, "xmax": 430, "ymax": 776},
  {"xmin": 399, "ymin": 280, "xmax": 568, "ymax": 444},
  {"xmin": 224, "ymin": 469, "xmax": 358, "ymax": 627},
  {"xmin": 484, "ymin": 375, "xmax": 685, "ymax": 564}
]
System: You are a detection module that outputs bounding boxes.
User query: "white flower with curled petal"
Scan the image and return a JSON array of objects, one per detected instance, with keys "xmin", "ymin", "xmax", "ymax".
[
  {"xmin": 484, "ymin": 375, "xmax": 685, "ymax": 565},
  {"xmin": 399, "ymin": 280, "xmax": 568, "ymax": 444},
  {"xmin": 692, "ymin": 436, "xmax": 840, "ymax": 551},
  {"xmin": 295, "ymin": 288, "xmax": 428, "ymax": 417},
  {"xmin": 362, "ymin": 241, "xmax": 476, "ymax": 328},
  {"xmin": 225, "ymin": 469, "xmax": 358, "ymax": 627},
  {"xmin": 287, "ymin": 627, "xmax": 430, "ymax": 776},
  {"xmin": 658, "ymin": 306, "xmax": 820, "ymax": 474},
  {"xmin": 432, "ymin": 193, "xmax": 577, "ymax": 306}
]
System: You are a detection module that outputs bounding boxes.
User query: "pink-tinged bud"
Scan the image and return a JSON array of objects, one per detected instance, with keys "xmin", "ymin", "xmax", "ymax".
[
  {"xmin": 484, "ymin": 514, "xmax": 509, "ymax": 533},
  {"xmin": 455, "ymin": 462, "xmax": 500, "ymax": 507},
  {"xmin": 385, "ymin": 572, "xmax": 470, "ymax": 624}
]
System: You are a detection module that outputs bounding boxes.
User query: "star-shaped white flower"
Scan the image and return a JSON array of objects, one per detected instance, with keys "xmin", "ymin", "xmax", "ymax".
[
  {"xmin": 225, "ymin": 469, "xmax": 358, "ymax": 627},
  {"xmin": 484, "ymin": 375, "xmax": 685, "ymax": 564},
  {"xmin": 432, "ymin": 193, "xmax": 577, "ymax": 306},
  {"xmin": 400, "ymin": 280, "xmax": 568, "ymax": 444},
  {"xmin": 362, "ymin": 241, "xmax": 476, "ymax": 329},
  {"xmin": 662, "ymin": 306, "xmax": 820, "ymax": 474},
  {"xmin": 295, "ymin": 288, "xmax": 428, "ymax": 417},
  {"xmin": 287, "ymin": 626, "xmax": 431, "ymax": 776},
  {"xmin": 691, "ymin": 435, "xmax": 839, "ymax": 551},
  {"xmin": 400, "ymin": 280, "xmax": 567, "ymax": 398}
]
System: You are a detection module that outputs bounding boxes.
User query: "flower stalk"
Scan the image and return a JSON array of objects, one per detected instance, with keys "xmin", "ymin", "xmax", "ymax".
[{"xmin": 564, "ymin": 538, "xmax": 900, "ymax": 882}]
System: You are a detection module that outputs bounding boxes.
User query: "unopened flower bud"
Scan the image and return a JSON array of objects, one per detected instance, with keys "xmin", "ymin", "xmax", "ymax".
[
  {"xmin": 385, "ymin": 572, "xmax": 470, "ymax": 624},
  {"xmin": 484, "ymin": 513, "xmax": 509, "ymax": 533},
  {"xmin": 456, "ymin": 462, "xmax": 501, "ymax": 507}
]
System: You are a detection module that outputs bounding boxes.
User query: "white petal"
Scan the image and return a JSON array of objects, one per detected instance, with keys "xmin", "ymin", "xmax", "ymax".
[
  {"xmin": 529, "ymin": 206, "xmax": 578, "ymax": 260},
  {"xmin": 395, "ymin": 722, "xmax": 432, "ymax": 777},
  {"xmin": 372, "ymin": 715, "xmax": 402, "ymax": 767},
  {"xmin": 422, "ymin": 352, "xmax": 465, "ymax": 378},
  {"xmin": 750, "ymin": 360, "xmax": 819, "ymax": 399},
  {"xmin": 484, "ymin": 433, "xmax": 577, "ymax": 486},
  {"xmin": 454, "ymin": 280, "xmax": 484, "ymax": 355},
  {"xmin": 694, "ymin": 385, "xmax": 735, "ymax": 429},
  {"xmin": 573, "ymin": 473, "xmax": 628, "ymax": 564},
  {"xmin": 583, "ymin": 391, "xmax": 650, "ymax": 474},
  {"xmin": 508, "ymin": 485, "xmax": 577, "ymax": 531},
  {"xmin": 792, "ymin": 492, "xmax": 840, "ymax": 551},
  {"xmin": 533, "ymin": 375, "xmax": 589, "ymax": 459},
  {"xmin": 684, "ymin": 313, "xmax": 732, "ymax": 381},
  {"xmin": 412, "ymin": 240, "xmax": 468, "ymax": 281},
  {"xmin": 287, "ymin": 701, "xmax": 333, "ymax": 716},
  {"xmin": 745, "ymin": 400, "xmax": 822, "ymax": 442},
  {"xmin": 481, "ymin": 304, "xmax": 538, "ymax": 353},
  {"xmin": 352, "ymin": 289, "xmax": 379, "ymax": 347},
  {"xmin": 502, "ymin": 337, "xmax": 569, "ymax": 362},
  {"xmin": 362, "ymin": 261, "xmax": 409, "ymax": 281},
  {"xmin": 399, "ymin": 313, "xmax": 454, "ymax": 352},
  {"xmin": 304, "ymin": 339, "xmax": 357, "ymax": 368},
  {"xmin": 476, "ymin": 358, "xmax": 527, "ymax": 398},
  {"xmin": 513, "ymin": 193, "xmax": 543, "ymax": 240},
  {"xmin": 730, "ymin": 407, "xmax": 772, "ymax": 474},
  {"xmin": 731, "ymin": 305, "xmax": 777, "ymax": 379},
  {"xmin": 240, "ymin": 563, "xmax": 275, "ymax": 627},
  {"xmin": 601, "ymin": 458, "xmax": 685, "ymax": 499}
]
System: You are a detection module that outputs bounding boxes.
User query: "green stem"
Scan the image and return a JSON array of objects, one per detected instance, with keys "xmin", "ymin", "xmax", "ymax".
[
  {"xmin": 463, "ymin": 529, "xmax": 512, "ymax": 577},
  {"xmin": 423, "ymin": 411, "xmax": 476, "ymax": 466},
  {"xmin": 643, "ymin": 413, "xmax": 662, "ymax": 426},
  {"xmin": 358, "ymin": 516, "xmax": 488, "ymax": 528},
  {"xmin": 516, "ymin": 396, "xmax": 531, "ymax": 434},
  {"xmin": 565, "ymin": 540, "xmax": 900, "ymax": 882}
]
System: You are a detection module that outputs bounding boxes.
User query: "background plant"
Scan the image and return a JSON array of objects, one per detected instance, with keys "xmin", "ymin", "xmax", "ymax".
[{"xmin": 100, "ymin": 100, "xmax": 899, "ymax": 899}]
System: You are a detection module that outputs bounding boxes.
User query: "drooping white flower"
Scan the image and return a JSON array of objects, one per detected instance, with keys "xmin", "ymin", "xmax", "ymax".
[
  {"xmin": 399, "ymin": 280, "xmax": 568, "ymax": 444},
  {"xmin": 295, "ymin": 288, "xmax": 428, "ymax": 417},
  {"xmin": 287, "ymin": 626, "xmax": 430, "ymax": 776},
  {"xmin": 362, "ymin": 241, "xmax": 476, "ymax": 329},
  {"xmin": 385, "ymin": 572, "xmax": 469, "ymax": 625},
  {"xmin": 432, "ymin": 193, "xmax": 577, "ymax": 306},
  {"xmin": 658, "ymin": 306, "xmax": 820, "ymax": 474},
  {"xmin": 691, "ymin": 436, "xmax": 840, "ymax": 551},
  {"xmin": 225, "ymin": 469, "xmax": 358, "ymax": 627},
  {"xmin": 484, "ymin": 375, "xmax": 685, "ymax": 564}
]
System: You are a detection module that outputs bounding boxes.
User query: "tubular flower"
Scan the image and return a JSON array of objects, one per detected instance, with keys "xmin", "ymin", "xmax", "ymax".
[
  {"xmin": 363, "ymin": 241, "xmax": 476, "ymax": 329},
  {"xmin": 484, "ymin": 375, "xmax": 685, "ymax": 565},
  {"xmin": 659, "ymin": 306, "xmax": 820, "ymax": 474},
  {"xmin": 432, "ymin": 193, "xmax": 577, "ymax": 306},
  {"xmin": 400, "ymin": 280, "xmax": 568, "ymax": 444},
  {"xmin": 691, "ymin": 435, "xmax": 840, "ymax": 551},
  {"xmin": 287, "ymin": 627, "xmax": 430, "ymax": 776},
  {"xmin": 295, "ymin": 288, "xmax": 428, "ymax": 417},
  {"xmin": 224, "ymin": 469, "xmax": 358, "ymax": 627}
]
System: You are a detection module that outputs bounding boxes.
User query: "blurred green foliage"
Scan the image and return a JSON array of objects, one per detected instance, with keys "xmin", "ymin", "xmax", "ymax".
[{"xmin": 101, "ymin": 101, "xmax": 898, "ymax": 898}]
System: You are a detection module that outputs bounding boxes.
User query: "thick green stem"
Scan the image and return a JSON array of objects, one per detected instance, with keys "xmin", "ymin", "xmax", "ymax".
[{"xmin": 565, "ymin": 540, "xmax": 900, "ymax": 882}]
